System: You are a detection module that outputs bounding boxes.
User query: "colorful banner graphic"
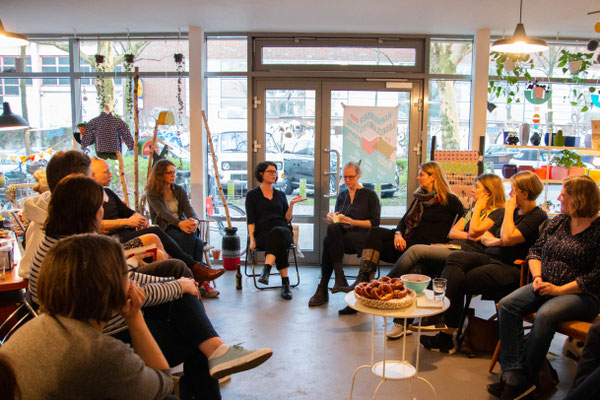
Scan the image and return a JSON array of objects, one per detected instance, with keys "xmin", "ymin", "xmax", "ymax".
[{"xmin": 342, "ymin": 106, "xmax": 398, "ymax": 183}]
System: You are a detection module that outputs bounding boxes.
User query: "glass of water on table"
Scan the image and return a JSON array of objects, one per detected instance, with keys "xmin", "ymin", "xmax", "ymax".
[{"xmin": 432, "ymin": 278, "xmax": 447, "ymax": 301}]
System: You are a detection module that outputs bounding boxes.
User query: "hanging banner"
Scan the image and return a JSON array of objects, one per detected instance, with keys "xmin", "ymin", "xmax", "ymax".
[{"xmin": 342, "ymin": 105, "xmax": 398, "ymax": 183}]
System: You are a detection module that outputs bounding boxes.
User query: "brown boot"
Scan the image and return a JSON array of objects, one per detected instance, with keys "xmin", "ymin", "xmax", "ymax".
[
  {"xmin": 308, "ymin": 284, "xmax": 329, "ymax": 306},
  {"xmin": 191, "ymin": 263, "xmax": 225, "ymax": 282},
  {"xmin": 342, "ymin": 249, "xmax": 379, "ymax": 293},
  {"xmin": 331, "ymin": 264, "xmax": 349, "ymax": 293}
]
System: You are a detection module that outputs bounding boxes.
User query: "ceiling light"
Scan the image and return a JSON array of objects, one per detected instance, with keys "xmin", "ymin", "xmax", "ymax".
[
  {"xmin": 0, "ymin": 102, "xmax": 29, "ymax": 131},
  {"xmin": 0, "ymin": 20, "xmax": 29, "ymax": 47},
  {"xmin": 491, "ymin": 0, "xmax": 548, "ymax": 53}
]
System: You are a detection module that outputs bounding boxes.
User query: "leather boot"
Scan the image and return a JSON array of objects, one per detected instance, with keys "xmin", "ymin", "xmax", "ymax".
[
  {"xmin": 308, "ymin": 284, "xmax": 329, "ymax": 306},
  {"xmin": 258, "ymin": 265, "xmax": 271, "ymax": 285},
  {"xmin": 191, "ymin": 263, "xmax": 226, "ymax": 283},
  {"xmin": 281, "ymin": 282, "xmax": 292, "ymax": 300},
  {"xmin": 331, "ymin": 264, "xmax": 349, "ymax": 293},
  {"xmin": 342, "ymin": 249, "xmax": 379, "ymax": 293}
]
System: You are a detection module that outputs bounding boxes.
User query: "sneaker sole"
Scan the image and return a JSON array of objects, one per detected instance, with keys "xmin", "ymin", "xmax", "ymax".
[
  {"xmin": 421, "ymin": 343, "xmax": 457, "ymax": 355},
  {"xmin": 409, "ymin": 324, "xmax": 448, "ymax": 332},
  {"xmin": 386, "ymin": 331, "xmax": 413, "ymax": 340},
  {"xmin": 210, "ymin": 349, "xmax": 273, "ymax": 380}
]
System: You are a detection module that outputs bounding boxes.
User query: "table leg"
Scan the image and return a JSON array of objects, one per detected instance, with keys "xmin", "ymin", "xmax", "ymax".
[
  {"xmin": 349, "ymin": 316, "xmax": 376, "ymax": 400},
  {"xmin": 414, "ymin": 317, "xmax": 437, "ymax": 399}
]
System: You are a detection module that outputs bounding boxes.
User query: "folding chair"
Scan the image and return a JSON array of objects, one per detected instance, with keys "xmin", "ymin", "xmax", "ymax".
[
  {"xmin": 244, "ymin": 237, "xmax": 300, "ymax": 290},
  {"xmin": 0, "ymin": 293, "xmax": 39, "ymax": 345}
]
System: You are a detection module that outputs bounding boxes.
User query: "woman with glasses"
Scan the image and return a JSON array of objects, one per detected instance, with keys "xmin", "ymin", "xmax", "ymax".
[
  {"xmin": 308, "ymin": 161, "xmax": 381, "ymax": 308},
  {"xmin": 146, "ymin": 159, "xmax": 209, "ymax": 267},
  {"xmin": 246, "ymin": 161, "xmax": 306, "ymax": 299},
  {"xmin": 335, "ymin": 161, "xmax": 464, "ymax": 314}
]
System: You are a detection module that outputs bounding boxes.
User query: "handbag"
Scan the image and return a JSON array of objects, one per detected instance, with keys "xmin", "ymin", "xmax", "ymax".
[{"xmin": 460, "ymin": 307, "xmax": 499, "ymax": 358}]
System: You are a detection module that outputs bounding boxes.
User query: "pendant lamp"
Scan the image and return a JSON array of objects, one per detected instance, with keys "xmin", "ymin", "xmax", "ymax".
[
  {"xmin": 491, "ymin": 0, "xmax": 548, "ymax": 53},
  {"xmin": 0, "ymin": 102, "xmax": 29, "ymax": 131},
  {"xmin": 0, "ymin": 20, "xmax": 28, "ymax": 47}
]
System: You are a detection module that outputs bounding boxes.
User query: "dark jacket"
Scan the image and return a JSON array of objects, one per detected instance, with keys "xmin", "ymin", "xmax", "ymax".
[{"xmin": 146, "ymin": 184, "xmax": 198, "ymax": 231}]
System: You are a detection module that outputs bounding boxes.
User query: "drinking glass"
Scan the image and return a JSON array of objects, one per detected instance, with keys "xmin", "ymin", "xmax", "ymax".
[{"xmin": 432, "ymin": 278, "xmax": 447, "ymax": 301}]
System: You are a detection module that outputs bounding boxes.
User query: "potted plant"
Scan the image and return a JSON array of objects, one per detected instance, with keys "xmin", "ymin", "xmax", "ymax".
[
  {"xmin": 553, "ymin": 130, "xmax": 566, "ymax": 147},
  {"xmin": 557, "ymin": 49, "xmax": 594, "ymax": 75},
  {"xmin": 505, "ymin": 131, "xmax": 519, "ymax": 145},
  {"xmin": 551, "ymin": 149, "xmax": 585, "ymax": 178},
  {"xmin": 488, "ymin": 52, "xmax": 535, "ymax": 105}
]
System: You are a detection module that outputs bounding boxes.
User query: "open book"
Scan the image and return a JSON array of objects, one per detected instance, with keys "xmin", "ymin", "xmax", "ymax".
[{"xmin": 123, "ymin": 244, "xmax": 158, "ymax": 262}]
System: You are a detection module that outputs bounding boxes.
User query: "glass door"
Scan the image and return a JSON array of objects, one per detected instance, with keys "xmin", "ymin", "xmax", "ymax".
[{"xmin": 254, "ymin": 80, "xmax": 422, "ymax": 263}]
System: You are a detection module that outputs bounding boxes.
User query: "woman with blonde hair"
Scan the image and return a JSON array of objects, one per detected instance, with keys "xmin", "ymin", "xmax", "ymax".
[
  {"xmin": 490, "ymin": 175, "xmax": 600, "ymax": 399},
  {"xmin": 385, "ymin": 173, "xmax": 506, "ymax": 339},
  {"xmin": 327, "ymin": 162, "xmax": 464, "ymax": 314}
]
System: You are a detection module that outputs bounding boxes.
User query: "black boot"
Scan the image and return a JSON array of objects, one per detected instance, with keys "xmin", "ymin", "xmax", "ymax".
[
  {"xmin": 258, "ymin": 264, "xmax": 271, "ymax": 285},
  {"xmin": 338, "ymin": 306, "xmax": 358, "ymax": 315},
  {"xmin": 342, "ymin": 249, "xmax": 379, "ymax": 293},
  {"xmin": 281, "ymin": 277, "xmax": 292, "ymax": 300},
  {"xmin": 331, "ymin": 264, "xmax": 349, "ymax": 293},
  {"xmin": 308, "ymin": 284, "xmax": 329, "ymax": 306}
]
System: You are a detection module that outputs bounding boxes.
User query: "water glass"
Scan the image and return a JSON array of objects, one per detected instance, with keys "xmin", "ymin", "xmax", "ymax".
[{"xmin": 432, "ymin": 278, "xmax": 447, "ymax": 301}]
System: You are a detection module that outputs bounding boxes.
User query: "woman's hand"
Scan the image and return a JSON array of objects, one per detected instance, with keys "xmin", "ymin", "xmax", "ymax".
[
  {"xmin": 338, "ymin": 216, "xmax": 354, "ymax": 225},
  {"xmin": 474, "ymin": 193, "xmax": 490, "ymax": 211},
  {"xmin": 506, "ymin": 195, "xmax": 518, "ymax": 212},
  {"xmin": 178, "ymin": 277, "xmax": 200, "ymax": 298},
  {"xmin": 121, "ymin": 281, "xmax": 146, "ymax": 320},
  {"xmin": 178, "ymin": 220, "xmax": 196, "ymax": 234},
  {"xmin": 249, "ymin": 238, "xmax": 256, "ymax": 251},
  {"xmin": 532, "ymin": 276, "xmax": 543, "ymax": 291},
  {"xmin": 127, "ymin": 214, "xmax": 147, "ymax": 229},
  {"xmin": 326, "ymin": 212, "xmax": 337, "ymax": 223},
  {"xmin": 394, "ymin": 232, "xmax": 407, "ymax": 251},
  {"xmin": 534, "ymin": 281, "xmax": 563, "ymax": 296},
  {"xmin": 290, "ymin": 196, "xmax": 307, "ymax": 205}
]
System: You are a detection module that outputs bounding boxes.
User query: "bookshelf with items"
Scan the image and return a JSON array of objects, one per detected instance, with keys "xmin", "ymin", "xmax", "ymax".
[{"xmin": 501, "ymin": 144, "xmax": 600, "ymax": 216}]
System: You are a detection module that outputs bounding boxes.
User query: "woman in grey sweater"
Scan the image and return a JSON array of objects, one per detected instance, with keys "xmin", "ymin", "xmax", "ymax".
[{"xmin": 1, "ymin": 235, "xmax": 174, "ymax": 399}]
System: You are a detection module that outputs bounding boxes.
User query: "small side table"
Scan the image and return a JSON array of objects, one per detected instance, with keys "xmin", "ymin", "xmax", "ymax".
[{"xmin": 344, "ymin": 289, "xmax": 450, "ymax": 400}]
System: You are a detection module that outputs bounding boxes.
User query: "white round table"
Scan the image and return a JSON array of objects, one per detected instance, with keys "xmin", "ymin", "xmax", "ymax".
[{"xmin": 344, "ymin": 289, "xmax": 450, "ymax": 400}]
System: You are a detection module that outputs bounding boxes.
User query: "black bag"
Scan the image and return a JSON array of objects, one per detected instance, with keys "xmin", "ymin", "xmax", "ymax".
[{"xmin": 460, "ymin": 307, "xmax": 499, "ymax": 358}]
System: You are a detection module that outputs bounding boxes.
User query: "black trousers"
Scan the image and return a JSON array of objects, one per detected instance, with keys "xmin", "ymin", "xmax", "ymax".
[
  {"xmin": 117, "ymin": 226, "xmax": 197, "ymax": 267},
  {"xmin": 441, "ymin": 251, "xmax": 520, "ymax": 328},
  {"xmin": 363, "ymin": 226, "xmax": 410, "ymax": 264},
  {"xmin": 320, "ymin": 223, "xmax": 368, "ymax": 281},
  {"xmin": 255, "ymin": 225, "xmax": 293, "ymax": 270}
]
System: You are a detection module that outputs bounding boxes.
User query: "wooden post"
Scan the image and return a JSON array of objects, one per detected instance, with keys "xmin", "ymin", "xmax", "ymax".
[
  {"xmin": 116, "ymin": 151, "xmax": 129, "ymax": 207},
  {"xmin": 133, "ymin": 67, "xmax": 140, "ymax": 212},
  {"xmin": 146, "ymin": 111, "xmax": 172, "ymax": 179},
  {"xmin": 202, "ymin": 110, "xmax": 232, "ymax": 229}
]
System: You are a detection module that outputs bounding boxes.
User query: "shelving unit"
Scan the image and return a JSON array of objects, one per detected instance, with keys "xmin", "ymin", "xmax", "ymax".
[{"xmin": 501, "ymin": 144, "xmax": 600, "ymax": 214}]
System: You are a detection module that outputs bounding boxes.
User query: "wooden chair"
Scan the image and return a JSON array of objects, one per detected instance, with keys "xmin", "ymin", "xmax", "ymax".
[{"xmin": 488, "ymin": 260, "xmax": 600, "ymax": 373}]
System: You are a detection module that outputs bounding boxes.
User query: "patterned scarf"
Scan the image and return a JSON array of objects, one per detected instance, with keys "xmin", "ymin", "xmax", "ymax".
[{"xmin": 403, "ymin": 188, "xmax": 440, "ymax": 238}]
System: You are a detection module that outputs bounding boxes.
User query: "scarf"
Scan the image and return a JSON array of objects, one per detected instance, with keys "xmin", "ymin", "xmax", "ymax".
[{"xmin": 403, "ymin": 188, "xmax": 440, "ymax": 238}]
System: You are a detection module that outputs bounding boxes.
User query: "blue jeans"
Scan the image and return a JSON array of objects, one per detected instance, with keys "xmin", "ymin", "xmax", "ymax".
[
  {"xmin": 387, "ymin": 244, "xmax": 452, "ymax": 278},
  {"xmin": 498, "ymin": 284, "xmax": 600, "ymax": 381},
  {"xmin": 165, "ymin": 226, "xmax": 205, "ymax": 264}
]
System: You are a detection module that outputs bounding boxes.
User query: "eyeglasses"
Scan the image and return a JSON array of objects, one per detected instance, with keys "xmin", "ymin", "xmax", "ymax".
[
  {"xmin": 343, "ymin": 175, "xmax": 357, "ymax": 179},
  {"xmin": 263, "ymin": 170, "xmax": 278, "ymax": 174},
  {"xmin": 164, "ymin": 171, "xmax": 176, "ymax": 176}
]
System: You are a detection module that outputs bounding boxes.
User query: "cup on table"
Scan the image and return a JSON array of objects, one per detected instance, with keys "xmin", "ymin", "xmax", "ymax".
[
  {"xmin": 211, "ymin": 249, "xmax": 221, "ymax": 260},
  {"xmin": 432, "ymin": 278, "xmax": 447, "ymax": 301}
]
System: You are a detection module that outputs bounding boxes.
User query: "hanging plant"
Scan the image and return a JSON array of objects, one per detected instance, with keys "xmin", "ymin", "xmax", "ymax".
[
  {"xmin": 557, "ymin": 49, "xmax": 594, "ymax": 76},
  {"xmin": 123, "ymin": 54, "xmax": 135, "ymax": 122},
  {"xmin": 488, "ymin": 52, "xmax": 535, "ymax": 104},
  {"xmin": 174, "ymin": 53, "xmax": 185, "ymax": 127},
  {"xmin": 94, "ymin": 54, "xmax": 107, "ymax": 112}
]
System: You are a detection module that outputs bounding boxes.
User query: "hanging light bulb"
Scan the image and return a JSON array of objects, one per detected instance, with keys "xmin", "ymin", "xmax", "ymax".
[
  {"xmin": 0, "ymin": 20, "xmax": 28, "ymax": 47},
  {"xmin": 491, "ymin": 0, "xmax": 548, "ymax": 53}
]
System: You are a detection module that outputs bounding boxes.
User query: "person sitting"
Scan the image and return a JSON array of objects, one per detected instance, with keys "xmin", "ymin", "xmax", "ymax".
[
  {"xmin": 333, "ymin": 161, "xmax": 464, "ymax": 315},
  {"xmin": 245, "ymin": 161, "xmax": 306, "ymax": 299},
  {"xmin": 28, "ymin": 175, "xmax": 273, "ymax": 400},
  {"xmin": 308, "ymin": 161, "xmax": 381, "ymax": 308},
  {"xmin": 421, "ymin": 170, "xmax": 547, "ymax": 355},
  {"xmin": 146, "ymin": 160, "xmax": 210, "ymax": 269},
  {"xmin": 1, "ymin": 234, "xmax": 175, "ymax": 399},
  {"xmin": 91, "ymin": 157, "xmax": 224, "ymax": 287},
  {"xmin": 565, "ymin": 320, "xmax": 600, "ymax": 399},
  {"xmin": 19, "ymin": 150, "xmax": 91, "ymax": 278},
  {"xmin": 385, "ymin": 173, "xmax": 505, "ymax": 339},
  {"xmin": 487, "ymin": 175, "xmax": 600, "ymax": 400}
]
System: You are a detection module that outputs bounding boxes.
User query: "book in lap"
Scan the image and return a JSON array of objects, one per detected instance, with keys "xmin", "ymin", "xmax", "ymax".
[{"xmin": 123, "ymin": 244, "xmax": 158, "ymax": 264}]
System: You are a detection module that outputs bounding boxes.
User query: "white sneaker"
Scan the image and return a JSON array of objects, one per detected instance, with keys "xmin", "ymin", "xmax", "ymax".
[{"xmin": 386, "ymin": 323, "xmax": 412, "ymax": 340}]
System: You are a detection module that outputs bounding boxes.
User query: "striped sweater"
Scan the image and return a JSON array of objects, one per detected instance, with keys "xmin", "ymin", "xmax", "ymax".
[{"xmin": 29, "ymin": 235, "xmax": 183, "ymax": 335}]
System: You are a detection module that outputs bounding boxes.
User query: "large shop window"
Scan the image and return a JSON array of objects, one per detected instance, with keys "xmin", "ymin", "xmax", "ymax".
[{"xmin": 254, "ymin": 37, "xmax": 424, "ymax": 72}]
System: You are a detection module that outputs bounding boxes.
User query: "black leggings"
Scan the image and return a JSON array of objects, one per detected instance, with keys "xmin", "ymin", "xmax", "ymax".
[{"xmin": 255, "ymin": 225, "xmax": 293, "ymax": 270}]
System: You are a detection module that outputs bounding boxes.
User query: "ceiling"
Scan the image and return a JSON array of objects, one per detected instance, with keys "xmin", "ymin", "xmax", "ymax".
[{"xmin": 2, "ymin": 0, "xmax": 600, "ymax": 39}]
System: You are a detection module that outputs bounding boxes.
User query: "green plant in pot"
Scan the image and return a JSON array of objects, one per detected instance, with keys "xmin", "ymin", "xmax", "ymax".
[
  {"xmin": 553, "ymin": 130, "xmax": 566, "ymax": 147},
  {"xmin": 557, "ymin": 49, "xmax": 594, "ymax": 75},
  {"xmin": 488, "ymin": 52, "xmax": 534, "ymax": 105},
  {"xmin": 551, "ymin": 149, "xmax": 585, "ymax": 178}
]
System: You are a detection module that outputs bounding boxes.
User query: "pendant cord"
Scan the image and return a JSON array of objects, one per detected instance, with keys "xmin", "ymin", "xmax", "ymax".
[{"xmin": 519, "ymin": 0, "xmax": 523, "ymax": 24}]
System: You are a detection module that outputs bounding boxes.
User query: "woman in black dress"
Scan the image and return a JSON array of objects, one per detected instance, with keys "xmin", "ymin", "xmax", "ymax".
[
  {"xmin": 308, "ymin": 161, "xmax": 381, "ymax": 308},
  {"xmin": 246, "ymin": 161, "xmax": 306, "ymax": 299}
]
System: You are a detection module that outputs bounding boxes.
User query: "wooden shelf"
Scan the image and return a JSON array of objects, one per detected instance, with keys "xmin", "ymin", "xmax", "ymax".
[{"xmin": 505, "ymin": 145, "xmax": 600, "ymax": 155}]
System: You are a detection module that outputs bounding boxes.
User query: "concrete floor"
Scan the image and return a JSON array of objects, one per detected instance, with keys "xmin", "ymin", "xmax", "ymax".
[{"xmin": 202, "ymin": 265, "xmax": 578, "ymax": 400}]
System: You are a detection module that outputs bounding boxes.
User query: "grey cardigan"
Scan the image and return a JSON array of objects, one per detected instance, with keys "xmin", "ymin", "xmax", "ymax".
[{"xmin": 146, "ymin": 184, "xmax": 198, "ymax": 231}]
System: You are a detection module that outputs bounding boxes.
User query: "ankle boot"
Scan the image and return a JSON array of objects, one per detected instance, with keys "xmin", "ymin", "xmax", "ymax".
[
  {"xmin": 258, "ymin": 265, "xmax": 271, "ymax": 285},
  {"xmin": 308, "ymin": 284, "xmax": 329, "ymax": 306},
  {"xmin": 331, "ymin": 264, "xmax": 349, "ymax": 293},
  {"xmin": 342, "ymin": 249, "xmax": 379, "ymax": 293},
  {"xmin": 281, "ymin": 282, "xmax": 292, "ymax": 300}
]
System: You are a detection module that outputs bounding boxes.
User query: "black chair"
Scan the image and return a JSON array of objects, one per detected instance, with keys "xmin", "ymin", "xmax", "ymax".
[
  {"xmin": 0, "ymin": 292, "xmax": 38, "ymax": 345},
  {"xmin": 244, "ymin": 237, "xmax": 300, "ymax": 290}
]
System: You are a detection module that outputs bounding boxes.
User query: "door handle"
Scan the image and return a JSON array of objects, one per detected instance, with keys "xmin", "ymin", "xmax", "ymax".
[{"xmin": 323, "ymin": 148, "xmax": 340, "ymax": 198}]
